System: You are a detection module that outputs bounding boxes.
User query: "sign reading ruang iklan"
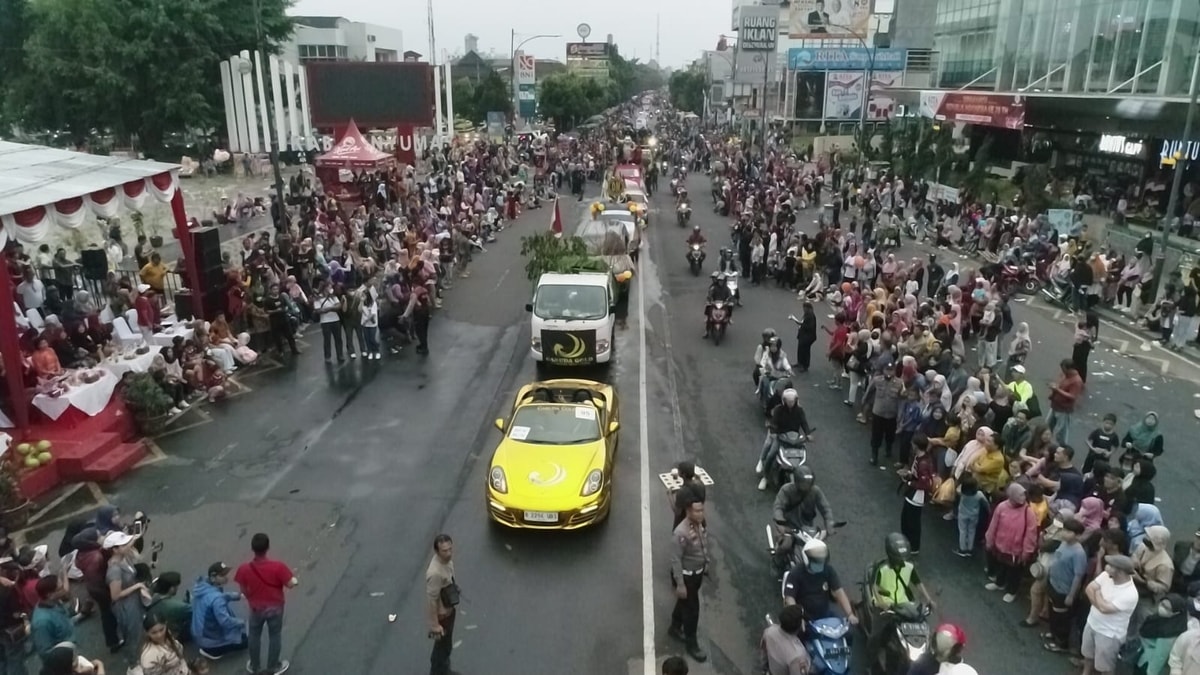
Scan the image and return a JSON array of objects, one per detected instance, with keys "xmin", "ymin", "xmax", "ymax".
[{"xmin": 738, "ymin": 6, "xmax": 779, "ymax": 51}]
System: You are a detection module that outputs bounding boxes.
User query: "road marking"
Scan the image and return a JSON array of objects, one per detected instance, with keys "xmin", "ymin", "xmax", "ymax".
[{"xmin": 638, "ymin": 230, "xmax": 656, "ymax": 674}]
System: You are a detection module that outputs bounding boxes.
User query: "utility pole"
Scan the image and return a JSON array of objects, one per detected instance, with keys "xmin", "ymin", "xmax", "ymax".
[
  {"xmin": 1153, "ymin": 49, "xmax": 1200, "ymax": 296},
  {"xmin": 655, "ymin": 15, "xmax": 661, "ymax": 65},
  {"xmin": 251, "ymin": 0, "xmax": 287, "ymax": 232}
]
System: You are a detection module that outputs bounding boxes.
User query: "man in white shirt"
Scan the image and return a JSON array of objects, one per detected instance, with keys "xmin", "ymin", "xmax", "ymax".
[
  {"xmin": 16, "ymin": 268, "xmax": 45, "ymax": 313},
  {"xmin": 760, "ymin": 604, "xmax": 810, "ymax": 675},
  {"xmin": 1082, "ymin": 555, "xmax": 1140, "ymax": 675}
]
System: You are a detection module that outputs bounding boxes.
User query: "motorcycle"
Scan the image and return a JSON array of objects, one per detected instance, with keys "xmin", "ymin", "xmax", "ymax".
[
  {"xmin": 997, "ymin": 258, "xmax": 1042, "ymax": 296},
  {"xmin": 724, "ymin": 271, "xmax": 741, "ymax": 306},
  {"xmin": 768, "ymin": 431, "xmax": 809, "ymax": 486},
  {"xmin": 757, "ymin": 374, "xmax": 792, "ymax": 414},
  {"xmin": 687, "ymin": 245, "xmax": 705, "ymax": 276},
  {"xmin": 763, "ymin": 612, "xmax": 851, "ymax": 675},
  {"xmin": 677, "ymin": 204, "xmax": 692, "ymax": 227},
  {"xmin": 670, "ymin": 178, "xmax": 680, "ymax": 197},
  {"xmin": 854, "ymin": 586, "xmax": 933, "ymax": 675},
  {"xmin": 766, "ymin": 522, "xmax": 844, "ymax": 579},
  {"xmin": 707, "ymin": 300, "xmax": 730, "ymax": 345}
]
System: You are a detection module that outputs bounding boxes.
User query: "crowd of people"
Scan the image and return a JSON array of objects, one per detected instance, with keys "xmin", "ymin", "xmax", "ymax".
[{"xmin": 651, "ymin": 115, "xmax": 1200, "ymax": 675}]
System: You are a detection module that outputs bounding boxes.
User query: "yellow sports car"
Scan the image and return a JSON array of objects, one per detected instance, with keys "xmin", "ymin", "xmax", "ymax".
[{"xmin": 487, "ymin": 379, "xmax": 620, "ymax": 529}]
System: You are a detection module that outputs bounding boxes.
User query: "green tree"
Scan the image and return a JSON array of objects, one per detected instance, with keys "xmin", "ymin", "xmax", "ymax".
[
  {"xmin": 668, "ymin": 70, "xmax": 705, "ymax": 116},
  {"xmin": 962, "ymin": 136, "xmax": 994, "ymax": 195},
  {"xmin": 608, "ymin": 47, "xmax": 664, "ymax": 101},
  {"xmin": 473, "ymin": 70, "xmax": 512, "ymax": 122},
  {"xmin": 0, "ymin": 0, "xmax": 31, "ymax": 129},
  {"xmin": 5, "ymin": 0, "xmax": 293, "ymax": 153},
  {"xmin": 451, "ymin": 78, "xmax": 479, "ymax": 124},
  {"xmin": 1020, "ymin": 164, "xmax": 1052, "ymax": 215},
  {"xmin": 539, "ymin": 73, "xmax": 611, "ymax": 130}
]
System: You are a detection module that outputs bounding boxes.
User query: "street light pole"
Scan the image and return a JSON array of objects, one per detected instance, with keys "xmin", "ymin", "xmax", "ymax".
[
  {"xmin": 1152, "ymin": 50, "xmax": 1200, "ymax": 296},
  {"xmin": 251, "ymin": 0, "xmax": 287, "ymax": 231}
]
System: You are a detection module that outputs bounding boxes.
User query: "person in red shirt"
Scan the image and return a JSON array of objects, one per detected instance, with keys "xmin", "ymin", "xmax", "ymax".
[
  {"xmin": 1046, "ymin": 358, "xmax": 1084, "ymax": 447},
  {"xmin": 133, "ymin": 285, "xmax": 161, "ymax": 340},
  {"xmin": 234, "ymin": 533, "xmax": 298, "ymax": 675}
]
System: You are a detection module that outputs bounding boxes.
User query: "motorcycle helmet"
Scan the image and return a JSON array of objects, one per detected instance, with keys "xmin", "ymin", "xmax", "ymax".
[
  {"xmin": 767, "ymin": 337, "xmax": 781, "ymax": 353},
  {"xmin": 884, "ymin": 532, "xmax": 911, "ymax": 567},
  {"xmin": 693, "ymin": 224, "xmax": 701, "ymax": 232},
  {"xmin": 781, "ymin": 388, "xmax": 799, "ymax": 405},
  {"xmin": 942, "ymin": 664, "xmax": 979, "ymax": 675},
  {"xmin": 791, "ymin": 465, "xmax": 815, "ymax": 490},
  {"xmin": 761, "ymin": 328, "xmax": 777, "ymax": 345},
  {"xmin": 800, "ymin": 538, "xmax": 828, "ymax": 570},
  {"xmin": 931, "ymin": 623, "xmax": 967, "ymax": 661}
]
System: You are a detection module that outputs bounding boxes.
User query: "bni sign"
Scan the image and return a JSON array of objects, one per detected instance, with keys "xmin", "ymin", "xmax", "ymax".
[{"xmin": 739, "ymin": 6, "xmax": 779, "ymax": 52}]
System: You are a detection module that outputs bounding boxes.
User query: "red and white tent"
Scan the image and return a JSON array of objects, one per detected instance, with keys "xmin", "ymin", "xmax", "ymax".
[
  {"xmin": 0, "ymin": 141, "xmax": 198, "ymax": 429},
  {"xmin": 314, "ymin": 120, "xmax": 394, "ymax": 169}
]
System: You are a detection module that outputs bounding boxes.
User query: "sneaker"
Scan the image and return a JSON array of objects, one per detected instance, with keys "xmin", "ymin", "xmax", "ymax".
[
  {"xmin": 350, "ymin": 352, "xmax": 357, "ymax": 359},
  {"xmin": 245, "ymin": 662, "xmax": 255, "ymax": 674},
  {"xmin": 169, "ymin": 407, "xmax": 182, "ymax": 415},
  {"xmin": 754, "ymin": 459, "xmax": 764, "ymax": 474},
  {"xmin": 199, "ymin": 648, "xmax": 222, "ymax": 660},
  {"xmin": 984, "ymin": 582, "xmax": 1001, "ymax": 591},
  {"xmin": 179, "ymin": 401, "xmax": 190, "ymax": 409},
  {"xmin": 757, "ymin": 477, "xmax": 768, "ymax": 491},
  {"xmin": 954, "ymin": 548, "xmax": 972, "ymax": 558},
  {"xmin": 272, "ymin": 662, "xmax": 290, "ymax": 675},
  {"xmin": 942, "ymin": 512, "xmax": 955, "ymax": 521},
  {"xmin": 1003, "ymin": 593, "xmax": 1017, "ymax": 603}
]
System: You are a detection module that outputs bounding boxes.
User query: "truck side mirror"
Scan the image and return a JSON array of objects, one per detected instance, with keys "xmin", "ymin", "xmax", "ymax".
[{"xmin": 525, "ymin": 303, "xmax": 533, "ymax": 312}]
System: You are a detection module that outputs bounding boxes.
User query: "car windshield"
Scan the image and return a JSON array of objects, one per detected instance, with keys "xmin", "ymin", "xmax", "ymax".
[
  {"xmin": 508, "ymin": 405, "xmax": 602, "ymax": 444},
  {"xmin": 533, "ymin": 284, "xmax": 608, "ymax": 320}
]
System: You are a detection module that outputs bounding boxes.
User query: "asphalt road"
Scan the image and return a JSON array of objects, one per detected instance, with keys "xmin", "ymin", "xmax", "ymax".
[{"xmin": 33, "ymin": 172, "xmax": 1200, "ymax": 675}]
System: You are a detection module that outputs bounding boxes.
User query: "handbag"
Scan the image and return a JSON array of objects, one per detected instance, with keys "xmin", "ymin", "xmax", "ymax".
[
  {"xmin": 2, "ymin": 617, "xmax": 28, "ymax": 643},
  {"xmin": 439, "ymin": 578, "xmax": 461, "ymax": 608},
  {"xmin": 932, "ymin": 476, "xmax": 957, "ymax": 506}
]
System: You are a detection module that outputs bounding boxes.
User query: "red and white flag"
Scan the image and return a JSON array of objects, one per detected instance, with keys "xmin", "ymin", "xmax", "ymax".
[{"xmin": 550, "ymin": 196, "xmax": 563, "ymax": 237}]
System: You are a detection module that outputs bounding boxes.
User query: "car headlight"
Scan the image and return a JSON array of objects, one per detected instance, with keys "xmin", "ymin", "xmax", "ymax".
[
  {"xmin": 490, "ymin": 466, "xmax": 508, "ymax": 493},
  {"xmin": 581, "ymin": 469, "xmax": 604, "ymax": 497},
  {"xmin": 531, "ymin": 337, "xmax": 542, "ymax": 352},
  {"xmin": 905, "ymin": 643, "xmax": 926, "ymax": 662},
  {"xmin": 597, "ymin": 339, "xmax": 610, "ymax": 353}
]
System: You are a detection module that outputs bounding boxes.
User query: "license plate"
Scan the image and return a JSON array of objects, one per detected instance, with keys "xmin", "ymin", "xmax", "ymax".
[{"xmin": 524, "ymin": 511, "xmax": 559, "ymax": 523}]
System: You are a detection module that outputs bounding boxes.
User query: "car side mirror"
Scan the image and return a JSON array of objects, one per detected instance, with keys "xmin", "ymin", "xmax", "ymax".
[
  {"xmin": 608, "ymin": 421, "xmax": 620, "ymax": 435},
  {"xmin": 494, "ymin": 418, "xmax": 505, "ymax": 431},
  {"xmin": 525, "ymin": 303, "xmax": 533, "ymax": 312}
]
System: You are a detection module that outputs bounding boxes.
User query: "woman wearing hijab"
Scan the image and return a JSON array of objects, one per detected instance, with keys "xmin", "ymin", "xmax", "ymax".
[
  {"xmin": 969, "ymin": 430, "xmax": 1009, "ymax": 497},
  {"xmin": 985, "ymin": 483, "xmax": 1040, "ymax": 602},
  {"xmin": 1071, "ymin": 319, "xmax": 1094, "ymax": 382},
  {"xmin": 1077, "ymin": 496, "xmax": 1107, "ymax": 535},
  {"xmin": 1124, "ymin": 458, "xmax": 1158, "ymax": 510},
  {"xmin": 1122, "ymin": 412, "xmax": 1165, "ymax": 466},
  {"xmin": 790, "ymin": 303, "xmax": 818, "ymax": 372},
  {"xmin": 1006, "ymin": 322, "xmax": 1032, "ymax": 378},
  {"xmin": 1127, "ymin": 503, "xmax": 1166, "ymax": 551}
]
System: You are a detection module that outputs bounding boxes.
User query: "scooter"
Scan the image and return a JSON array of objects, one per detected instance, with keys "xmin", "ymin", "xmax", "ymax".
[
  {"xmin": 854, "ymin": 576, "xmax": 933, "ymax": 675},
  {"xmin": 677, "ymin": 203, "xmax": 692, "ymax": 227},
  {"xmin": 687, "ymin": 245, "xmax": 705, "ymax": 276},
  {"xmin": 707, "ymin": 300, "xmax": 730, "ymax": 345},
  {"xmin": 762, "ymin": 612, "xmax": 852, "ymax": 675},
  {"xmin": 766, "ymin": 522, "xmax": 842, "ymax": 580},
  {"xmin": 769, "ymin": 430, "xmax": 809, "ymax": 487}
]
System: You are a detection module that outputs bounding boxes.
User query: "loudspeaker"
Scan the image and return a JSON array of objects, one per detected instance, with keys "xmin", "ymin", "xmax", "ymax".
[
  {"xmin": 201, "ymin": 288, "xmax": 227, "ymax": 321},
  {"xmin": 190, "ymin": 227, "xmax": 222, "ymax": 272},
  {"xmin": 174, "ymin": 290, "xmax": 195, "ymax": 321},
  {"xmin": 200, "ymin": 265, "xmax": 226, "ymax": 292},
  {"xmin": 80, "ymin": 249, "xmax": 107, "ymax": 281}
]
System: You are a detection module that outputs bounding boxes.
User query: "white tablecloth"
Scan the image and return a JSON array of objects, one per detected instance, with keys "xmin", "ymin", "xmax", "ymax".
[
  {"xmin": 149, "ymin": 326, "xmax": 194, "ymax": 348},
  {"xmin": 100, "ymin": 351, "xmax": 159, "ymax": 378},
  {"xmin": 32, "ymin": 370, "xmax": 120, "ymax": 421}
]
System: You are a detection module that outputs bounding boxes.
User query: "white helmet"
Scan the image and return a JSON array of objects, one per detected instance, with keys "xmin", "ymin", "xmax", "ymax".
[
  {"xmin": 938, "ymin": 664, "xmax": 979, "ymax": 675},
  {"xmin": 781, "ymin": 388, "xmax": 799, "ymax": 404},
  {"xmin": 801, "ymin": 538, "xmax": 828, "ymax": 565}
]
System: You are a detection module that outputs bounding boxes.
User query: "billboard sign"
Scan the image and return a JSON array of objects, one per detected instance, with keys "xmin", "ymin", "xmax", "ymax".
[
  {"xmin": 788, "ymin": 0, "xmax": 872, "ymax": 39},
  {"xmin": 305, "ymin": 62, "xmax": 433, "ymax": 128},
  {"xmin": 738, "ymin": 6, "xmax": 780, "ymax": 51},
  {"xmin": 788, "ymin": 47, "xmax": 906, "ymax": 71},
  {"xmin": 824, "ymin": 71, "xmax": 864, "ymax": 119},
  {"xmin": 566, "ymin": 42, "xmax": 610, "ymax": 59},
  {"xmin": 867, "ymin": 71, "xmax": 902, "ymax": 119},
  {"xmin": 516, "ymin": 52, "xmax": 536, "ymax": 86},
  {"xmin": 794, "ymin": 72, "xmax": 827, "ymax": 119},
  {"xmin": 920, "ymin": 91, "xmax": 1026, "ymax": 130}
]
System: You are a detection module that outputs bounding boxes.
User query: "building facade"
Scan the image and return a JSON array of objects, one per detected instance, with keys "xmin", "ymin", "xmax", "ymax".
[
  {"xmin": 280, "ymin": 16, "xmax": 404, "ymax": 67},
  {"xmin": 935, "ymin": 0, "xmax": 1200, "ymax": 96}
]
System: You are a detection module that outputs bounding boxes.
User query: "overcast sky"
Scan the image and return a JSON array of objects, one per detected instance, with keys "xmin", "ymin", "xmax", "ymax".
[{"xmin": 290, "ymin": 0, "xmax": 731, "ymax": 67}]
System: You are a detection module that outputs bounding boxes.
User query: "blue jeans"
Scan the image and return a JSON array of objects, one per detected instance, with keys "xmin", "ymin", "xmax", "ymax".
[
  {"xmin": 362, "ymin": 325, "xmax": 380, "ymax": 353},
  {"xmin": 759, "ymin": 432, "xmax": 778, "ymax": 471},
  {"xmin": 248, "ymin": 607, "xmax": 284, "ymax": 672},
  {"xmin": 957, "ymin": 512, "xmax": 979, "ymax": 552},
  {"xmin": 1046, "ymin": 409, "xmax": 1072, "ymax": 446}
]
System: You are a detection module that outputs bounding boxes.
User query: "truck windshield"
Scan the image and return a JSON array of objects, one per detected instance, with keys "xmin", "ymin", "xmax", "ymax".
[{"xmin": 534, "ymin": 284, "xmax": 608, "ymax": 321}]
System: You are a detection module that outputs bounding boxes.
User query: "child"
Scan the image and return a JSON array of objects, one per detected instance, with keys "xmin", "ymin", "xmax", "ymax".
[
  {"xmin": 1027, "ymin": 483, "xmax": 1050, "ymax": 527},
  {"xmin": 955, "ymin": 474, "xmax": 990, "ymax": 557},
  {"xmin": 1084, "ymin": 412, "xmax": 1121, "ymax": 474}
]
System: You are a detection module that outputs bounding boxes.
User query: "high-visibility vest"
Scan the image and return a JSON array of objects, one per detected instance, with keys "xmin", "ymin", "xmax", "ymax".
[{"xmin": 875, "ymin": 563, "xmax": 915, "ymax": 607}]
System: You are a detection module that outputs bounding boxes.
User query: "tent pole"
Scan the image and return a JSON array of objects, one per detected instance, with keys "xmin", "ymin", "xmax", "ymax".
[
  {"xmin": 0, "ymin": 269, "xmax": 29, "ymax": 431},
  {"xmin": 170, "ymin": 191, "xmax": 205, "ymax": 319}
]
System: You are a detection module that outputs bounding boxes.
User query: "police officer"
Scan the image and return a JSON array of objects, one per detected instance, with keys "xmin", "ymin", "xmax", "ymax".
[
  {"xmin": 668, "ymin": 498, "xmax": 709, "ymax": 662},
  {"xmin": 671, "ymin": 462, "xmax": 707, "ymax": 529},
  {"xmin": 865, "ymin": 533, "xmax": 936, "ymax": 671}
]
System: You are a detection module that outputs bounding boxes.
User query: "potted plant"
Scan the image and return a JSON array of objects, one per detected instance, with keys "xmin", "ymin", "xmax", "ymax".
[
  {"xmin": 120, "ymin": 372, "xmax": 175, "ymax": 435},
  {"xmin": 0, "ymin": 459, "xmax": 30, "ymax": 531},
  {"xmin": 146, "ymin": 212, "xmax": 166, "ymax": 249}
]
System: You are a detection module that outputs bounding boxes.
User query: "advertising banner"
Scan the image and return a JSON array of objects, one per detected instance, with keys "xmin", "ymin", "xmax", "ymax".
[
  {"xmin": 824, "ymin": 71, "xmax": 864, "ymax": 119},
  {"xmin": 518, "ymin": 85, "xmax": 537, "ymax": 118},
  {"xmin": 789, "ymin": 0, "xmax": 871, "ymax": 39},
  {"xmin": 486, "ymin": 112, "xmax": 506, "ymax": 139},
  {"xmin": 394, "ymin": 124, "xmax": 433, "ymax": 165},
  {"xmin": 867, "ymin": 71, "xmax": 902, "ymax": 120},
  {"xmin": 568, "ymin": 59, "xmax": 610, "ymax": 80},
  {"xmin": 515, "ymin": 51, "xmax": 536, "ymax": 86},
  {"xmin": 733, "ymin": 50, "xmax": 775, "ymax": 84},
  {"xmin": 565, "ymin": 42, "xmax": 610, "ymax": 59},
  {"xmin": 794, "ymin": 72, "xmax": 827, "ymax": 119},
  {"xmin": 919, "ymin": 91, "xmax": 1026, "ymax": 130},
  {"xmin": 738, "ymin": 5, "xmax": 780, "ymax": 51},
  {"xmin": 788, "ymin": 47, "xmax": 907, "ymax": 71}
]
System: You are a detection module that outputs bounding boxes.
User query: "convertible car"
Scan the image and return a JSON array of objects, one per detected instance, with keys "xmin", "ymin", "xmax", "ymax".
[{"xmin": 487, "ymin": 379, "xmax": 620, "ymax": 529}]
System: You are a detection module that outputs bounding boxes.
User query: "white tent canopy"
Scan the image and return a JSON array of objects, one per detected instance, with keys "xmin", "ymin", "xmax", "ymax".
[{"xmin": 0, "ymin": 141, "xmax": 181, "ymax": 248}]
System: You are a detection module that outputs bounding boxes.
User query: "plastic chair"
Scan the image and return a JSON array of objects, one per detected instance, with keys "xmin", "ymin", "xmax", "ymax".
[
  {"xmin": 25, "ymin": 309, "xmax": 44, "ymax": 330},
  {"xmin": 112, "ymin": 318, "xmax": 144, "ymax": 349},
  {"xmin": 124, "ymin": 308, "xmax": 139, "ymax": 329},
  {"xmin": 98, "ymin": 305, "xmax": 115, "ymax": 325}
]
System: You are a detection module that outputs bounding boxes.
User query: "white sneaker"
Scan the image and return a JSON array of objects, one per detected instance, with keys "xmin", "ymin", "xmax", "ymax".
[
  {"xmin": 1002, "ymin": 593, "xmax": 1016, "ymax": 603},
  {"xmin": 984, "ymin": 582, "xmax": 1000, "ymax": 591},
  {"xmin": 375, "ymin": 353, "xmax": 382, "ymax": 360},
  {"xmin": 754, "ymin": 459, "xmax": 763, "ymax": 474},
  {"xmin": 350, "ymin": 352, "xmax": 357, "ymax": 359},
  {"xmin": 169, "ymin": 407, "xmax": 182, "ymax": 415},
  {"xmin": 178, "ymin": 401, "xmax": 190, "ymax": 409},
  {"xmin": 757, "ymin": 477, "xmax": 768, "ymax": 491}
]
